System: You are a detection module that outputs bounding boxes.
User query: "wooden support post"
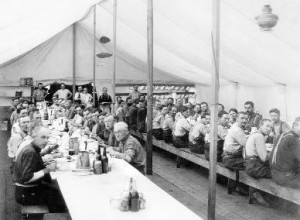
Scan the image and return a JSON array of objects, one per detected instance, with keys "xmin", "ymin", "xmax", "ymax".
[
  {"xmin": 93, "ymin": 6, "xmax": 96, "ymax": 106},
  {"xmin": 208, "ymin": 0, "xmax": 220, "ymax": 220},
  {"xmin": 112, "ymin": 0, "xmax": 117, "ymax": 114},
  {"xmin": 146, "ymin": 0, "xmax": 153, "ymax": 175},
  {"xmin": 72, "ymin": 23, "xmax": 76, "ymax": 103}
]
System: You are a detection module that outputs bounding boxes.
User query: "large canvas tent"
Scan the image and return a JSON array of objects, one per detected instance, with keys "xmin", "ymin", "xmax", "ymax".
[{"xmin": 0, "ymin": 0, "xmax": 300, "ymax": 124}]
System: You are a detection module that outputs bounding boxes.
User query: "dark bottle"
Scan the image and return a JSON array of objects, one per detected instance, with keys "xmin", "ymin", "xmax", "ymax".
[
  {"xmin": 44, "ymin": 109, "xmax": 48, "ymax": 120},
  {"xmin": 101, "ymin": 146, "xmax": 109, "ymax": 173},
  {"xmin": 130, "ymin": 178, "xmax": 139, "ymax": 212},
  {"xmin": 95, "ymin": 144, "xmax": 101, "ymax": 161},
  {"xmin": 64, "ymin": 121, "xmax": 69, "ymax": 132}
]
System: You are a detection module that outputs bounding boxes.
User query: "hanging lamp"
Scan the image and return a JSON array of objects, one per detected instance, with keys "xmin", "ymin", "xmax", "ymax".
[{"xmin": 255, "ymin": 5, "xmax": 278, "ymax": 31}]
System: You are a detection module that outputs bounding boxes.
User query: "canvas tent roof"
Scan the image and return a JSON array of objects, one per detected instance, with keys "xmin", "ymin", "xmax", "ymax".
[{"xmin": 0, "ymin": 0, "xmax": 300, "ymax": 123}]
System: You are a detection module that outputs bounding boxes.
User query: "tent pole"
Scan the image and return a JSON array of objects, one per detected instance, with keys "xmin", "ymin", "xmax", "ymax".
[
  {"xmin": 112, "ymin": 0, "xmax": 117, "ymax": 114},
  {"xmin": 146, "ymin": 0, "xmax": 153, "ymax": 175},
  {"xmin": 93, "ymin": 5, "xmax": 96, "ymax": 106},
  {"xmin": 72, "ymin": 23, "xmax": 76, "ymax": 103},
  {"xmin": 208, "ymin": 0, "xmax": 220, "ymax": 220}
]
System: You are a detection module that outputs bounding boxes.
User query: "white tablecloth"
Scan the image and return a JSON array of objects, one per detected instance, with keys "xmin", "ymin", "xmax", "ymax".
[{"xmin": 52, "ymin": 158, "xmax": 203, "ymax": 220}]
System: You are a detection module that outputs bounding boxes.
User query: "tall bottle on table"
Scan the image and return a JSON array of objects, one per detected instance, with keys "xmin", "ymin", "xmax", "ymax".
[{"xmin": 101, "ymin": 146, "xmax": 109, "ymax": 173}]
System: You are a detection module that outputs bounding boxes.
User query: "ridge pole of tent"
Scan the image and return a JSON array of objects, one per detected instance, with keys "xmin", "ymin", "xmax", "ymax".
[
  {"xmin": 208, "ymin": 0, "xmax": 220, "ymax": 219},
  {"xmin": 112, "ymin": 0, "xmax": 117, "ymax": 114},
  {"xmin": 93, "ymin": 5, "xmax": 97, "ymax": 106},
  {"xmin": 146, "ymin": 0, "xmax": 153, "ymax": 175},
  {"xmin": 72, "ymin": 23, "xmax": 76, "ymax": 103}
]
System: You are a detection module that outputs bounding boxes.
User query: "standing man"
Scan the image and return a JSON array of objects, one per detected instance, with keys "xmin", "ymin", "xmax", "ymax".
[
  {"xmin": 128, "ymin": 85, "xmax": 141, "ymax": 102},
  {"xmin": 80, "ymin": 87, "xmax": 93, "ymax": 107},
  {"xmin": 14, "ymin": 126, "xmax": 65, "ymax": 212},
  {"xmin": 244, "ymin": 101, "xmax": 261, "ymax": 133},
  {"xmin": 270, "ymin": 117, "xmax": 300, "ymax": 188},
  {"xmin": 74, "ymin": 86, "xmax": 83, "ymax": 104},
  {"xmin": 32, "ymin": 83, "xmax": 47, "ymax": 104},
  {"xmin": 99, "ymin": 87, "xmax": 112, "ymax": 113},
  {"xmin": 53, "ymin": 83, "xmax": 72, "ymax": 101},
  {"xmin": 166, "ymin": 97, "xmax": 175, "ymax": 112}
]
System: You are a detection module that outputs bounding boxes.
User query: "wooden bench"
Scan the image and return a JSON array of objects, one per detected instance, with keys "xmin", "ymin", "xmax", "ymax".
[
  {"xmin": 131, "ymin": 130, "xmax": 300, "ymax": 206},
  {"xmin": 43, "ymin": 213, "xmax": 71, "ymax": 220},
  {"xmin": 21, "ymin": 205, "xmax": 49, "ymax": 219},
  {"xmin": 131, "ymin": 131, "xmax": 237, "ymax": 192}
]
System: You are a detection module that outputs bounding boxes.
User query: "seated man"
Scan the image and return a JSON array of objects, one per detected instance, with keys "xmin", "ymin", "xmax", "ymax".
[
  {"xmin": 204, "ymin": 111, "xmax": 228, "ymax": 161},
  {"xmin": 152, "ymin": 105, "xmax": 167, "ymax": 140},
  {"xmin": 173, "ymin": 106, "xmax": 191, "ymax": 148},
  {"xmin": 222, "ymin": 111, "xmax": 248, "ymax": 170},
  {"xmin": 162, "ymin": 107, "xmax": 177, "ymax": 144},
  {"xmin": 245, "ymin": 119, "xmax": 273, "ymax": 208},
  {"xmin": 99, "ymin": 115, "xmax": 116, "ymax": 146},
  {"xmin": 7, "ymin": 116, "xmax": 30, "ymax": 174},
  {"xmin": 189, "ymin": 113, "xmax": 209, "ymax": 154},
  {"xmin": 137, "ymin": 101, "xmax": 147, "ymax": 133},
  {"xmin": 268, "ymin": 108, "xmax": 290, "ymax": 143},
  {"xmin": 270, "ymin": 117, "xmax": 300, "ymax": 188},
  {"xmin": 245, "ymin": 119, "xmax": 272, "ymax": 179},
  {"xmin": 11, "ymin": 107, "xmax": 28, "ymax": 135},
  {"xmin": 14, "ymin": 126, "xmax": 65, "ymax": 212},
  {"xmin": 107, "ymin": 122, "xmax": 145, "ymax": 174}
]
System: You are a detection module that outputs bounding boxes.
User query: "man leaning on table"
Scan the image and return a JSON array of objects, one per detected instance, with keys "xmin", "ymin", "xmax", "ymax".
[
  {"xmin": 106, "ymin": 122, "xmax": 145, "ymax": 174},
  {"xmin": 14, "ymin": 126, "xmax": 65, "ymax": 212}
]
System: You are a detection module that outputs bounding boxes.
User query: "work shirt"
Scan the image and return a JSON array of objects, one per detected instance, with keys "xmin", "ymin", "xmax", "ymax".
[
  {"xmin": 272, "ymin": 120, "xmax": 290, "ymax": 139},
  {"xmin": 7, "ymin": 130, "xmax": 27, "ymax": 159},
  {"xmin": 223, "ymin": 123, "xmax": 248, "ymax": 154},
  {"xmin": 162, "ymin": 114, "xmax": 174, "ymax": 130},
  {"xmin": 218, "ymin": 124, "xmax": 228, "ymax": 140},
  {"xmin": 32, "ymin": 89, "xmax": 47, "ymax": 102},
  {"xmin": 270, "ymin": 130, "xmax": 300, "ymax": 173},
  {"xmin": 245, "ymin": 131, "xmax": 268, "ymax": 162},
  {"xmin": 72, "ymin": 114, "xmax": 83, "ymax": 126},
  {"xmin": 99, "ymin": 93, "xmax": 112, "ymax": 106},
  {"xmin": 114, "ymin": 134, "xmax": 145, "ymax": 167},
  {"xmin": 53, "ymin": 89, "xmax": 72, "ymax": 100},
  {"xmin": 11, "ymin": 122, "xmax": 21, "ymax": 136},
  {"xmin": 80, "ymin": 93, "xmax": 93, "ymax": 106},
  {"xmin": 14, "ymin": 142, "xmax": 51, "ymax": 185},
  {"xmin": 153, "ymin": 113, "xmax": 165, "ymax": 129},
  {"xmin": 10, "ymin": 110, "xmax": 18, "ymax": 125},
  {"xmin": 189, "ymin": 122, "xmax": 208, "ymax": 142},
  {"xmin": 173, "ymin": 116, "xmax": 191, "ymax": 137},
  {"xmin": 246, "ymin": 112, "xmax": 261, "ymax": 132},
  {"xmin": 128, "ymin": 91, "xmax": 141, "ymax": 101}
]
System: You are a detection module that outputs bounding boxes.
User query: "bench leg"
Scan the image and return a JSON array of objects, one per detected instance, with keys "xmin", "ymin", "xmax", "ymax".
[
  {"xmin": 227, "ymin": 178, "xmax": 236, "ymax": 194},
  {"xmin": 176, "ymin": 156, "xmax": 181, "ymax": 168},
  {"xmin": 22, "ymin": 214, "xmax": 44, "ymax": 220}
]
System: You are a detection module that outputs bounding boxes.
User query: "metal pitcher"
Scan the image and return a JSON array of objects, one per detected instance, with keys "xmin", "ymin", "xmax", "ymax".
[
  {"xmin": 69, "ymin": 137, "xmax": 79, "ymax": 155},
  {"xmin": 76, "ymin": 151, "xmax": 90, "ymax": 169}
]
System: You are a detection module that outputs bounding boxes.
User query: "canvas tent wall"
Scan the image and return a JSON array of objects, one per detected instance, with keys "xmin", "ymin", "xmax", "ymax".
[{"xmin": 0, "ymin": 0, "xmax": 300, "ymax": 124}]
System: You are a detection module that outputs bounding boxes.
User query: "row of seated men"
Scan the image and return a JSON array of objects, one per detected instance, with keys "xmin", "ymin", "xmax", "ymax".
[
  {"xmin": 7, "ymin": 98, "xmax": 145, "ymax": 213},
  {"xmin": 116, "ymin": 98, "xmax": 299, "ymax": 208}
]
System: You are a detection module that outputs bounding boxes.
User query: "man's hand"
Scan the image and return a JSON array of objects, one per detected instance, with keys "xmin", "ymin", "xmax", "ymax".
[{"xmin": 44, "ymin": 162, "xmax": 57, "ymax": 173}]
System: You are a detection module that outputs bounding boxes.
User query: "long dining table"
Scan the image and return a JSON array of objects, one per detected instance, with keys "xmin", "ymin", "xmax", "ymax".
[{"xmin": 51, "ymin": 156, "xmax": 203, "ymax": 220}]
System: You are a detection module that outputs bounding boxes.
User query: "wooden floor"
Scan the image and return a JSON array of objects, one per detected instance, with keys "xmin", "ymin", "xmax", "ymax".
[
  {"xmin": 0, "ymin": 126, "xmax": 299, "ymax": 220},
  {"xmin": 147, "ymin": 148, "xmax": 300, "ymax": 220}
]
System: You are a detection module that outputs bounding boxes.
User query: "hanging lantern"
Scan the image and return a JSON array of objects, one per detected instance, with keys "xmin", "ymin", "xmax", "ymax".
[
  {"xmin": 161, "ymin": 86, "xmax": 165, "ymax": 90},
  {"xmin": 155, "ymin": 86, "xmax": 160, "ymax": 90},
  {"xmin": 171, "ymin": 86, "xmax": 175, "ymax": 90},
  {"xmin": 255, "ymin": 5, "xmax": 278, "ymax": 31}
]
